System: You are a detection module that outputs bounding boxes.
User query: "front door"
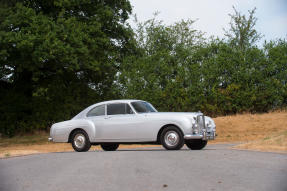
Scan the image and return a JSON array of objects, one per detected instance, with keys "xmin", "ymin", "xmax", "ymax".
[{"xmin": 101, "ymin": 103, "xmax": 156, "ymax": 142}]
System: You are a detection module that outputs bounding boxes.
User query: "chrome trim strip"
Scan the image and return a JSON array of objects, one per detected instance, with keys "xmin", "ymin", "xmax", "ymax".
[
  {"xmin": 184, "ymin": 133, "xmax": 215, "ymax": 140},
  {"xmin": 184, "ymin": 135, "xmax": 203, "ymax": 139}
]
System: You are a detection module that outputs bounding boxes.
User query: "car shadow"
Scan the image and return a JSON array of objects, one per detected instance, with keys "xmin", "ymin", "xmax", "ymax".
[{"xmin": 88, "ymin": 147, "xmax": 218, "ymax": 152}]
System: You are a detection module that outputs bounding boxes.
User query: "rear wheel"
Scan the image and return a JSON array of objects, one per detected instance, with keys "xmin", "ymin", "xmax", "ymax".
[
  {"xmin": 71, "ymin": 130, "xmax": 91, "ymax": 152},
  {"xmin": 101, "ymin": 143, "xmax": 119, "ymax": 151},
  {"xmin": 160, "ymin": 126, "xmax": 184, "ymax": 150},
  {"xmin": 185, "ymin": 139, "xmax": 207, "ymax": 150}
]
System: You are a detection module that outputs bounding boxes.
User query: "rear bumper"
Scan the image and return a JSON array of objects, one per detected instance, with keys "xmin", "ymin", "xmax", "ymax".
[{"xmin": 184, "ymin": 131, "xmax": 216, "ymax": 140}]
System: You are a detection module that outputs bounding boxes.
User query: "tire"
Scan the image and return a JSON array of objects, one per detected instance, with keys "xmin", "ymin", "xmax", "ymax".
[
  {"xmin": 71, "ymin": 130, "xmax": 91, "ymax": 152},
  {"xmin": 160, "ymin": 126, "xmax": 184, "ymax": 150},
  {"xmin": 101, "ymin": 143, "xmax": 119, "ymax": 151},
  {"xmin": 185, "ymin": 139, "xmax": 207, "ymax": 150}
]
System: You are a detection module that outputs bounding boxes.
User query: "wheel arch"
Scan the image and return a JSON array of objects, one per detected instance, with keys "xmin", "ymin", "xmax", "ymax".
[
  {"xmin": 68, "ymin": 128, "xmax": 90, "ymax": 143},
  {"xmin": 156, "ymin": 124, "xmax": 184, "ymax": 143}
]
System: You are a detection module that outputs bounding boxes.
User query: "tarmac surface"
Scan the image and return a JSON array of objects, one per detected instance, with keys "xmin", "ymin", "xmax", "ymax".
[{"xmin": 0, "ymin": 144, "xmax": 286, "ymax": 191}]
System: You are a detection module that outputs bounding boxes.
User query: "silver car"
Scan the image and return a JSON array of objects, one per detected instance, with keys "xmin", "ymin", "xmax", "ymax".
[{"xmin": 49, "ymin": 100, "xmax": 216, "ymax": 151}]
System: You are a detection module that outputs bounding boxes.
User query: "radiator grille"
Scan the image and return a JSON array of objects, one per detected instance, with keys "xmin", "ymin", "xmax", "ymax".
[{"xmin": 196, "ymin": 115, "xmax": 205, "ymax": 132}]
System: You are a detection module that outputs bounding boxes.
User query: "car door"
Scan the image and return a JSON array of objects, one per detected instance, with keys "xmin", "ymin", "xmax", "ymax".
[
  {"xmin": 98, "ymin": 103, "xmax": 136, "ymax": 141},
  {"xmin": 99, "ymin": 102, "xmax": 155, "ymax": 142}
]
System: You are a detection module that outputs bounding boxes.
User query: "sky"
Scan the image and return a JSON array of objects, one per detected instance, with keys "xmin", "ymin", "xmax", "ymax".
[{"xmin": 128, "ymin": 0, "xmax": 287, "ymax": 43}]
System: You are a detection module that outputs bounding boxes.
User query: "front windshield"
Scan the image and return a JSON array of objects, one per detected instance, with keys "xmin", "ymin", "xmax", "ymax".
[{"xmin": 131, "ymin": 101, "xmax": 157, "ymax": 113}]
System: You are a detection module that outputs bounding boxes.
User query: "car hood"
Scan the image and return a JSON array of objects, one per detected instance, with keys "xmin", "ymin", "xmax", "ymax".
[{"xmin": 143, "ymin": 112, "xmax": 215, "ymax": 128}]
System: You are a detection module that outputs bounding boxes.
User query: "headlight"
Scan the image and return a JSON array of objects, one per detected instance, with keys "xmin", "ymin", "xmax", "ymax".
[
  {"xmin": 206, "ymin": 121, "xmax": 210, "ymax": 127},
  {"xmin": 206, "ymin": 120, "xmax": 212, "ymax": 129}
]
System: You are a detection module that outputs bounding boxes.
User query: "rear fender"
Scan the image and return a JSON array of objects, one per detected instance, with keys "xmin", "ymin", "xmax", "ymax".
[
  {"xmin": 68, "ymin": 119, "xmax": 96, "ymax": 142},
  {"xmin": 51, "ymin": 119, "xmax": 96, "ymax": 143}
]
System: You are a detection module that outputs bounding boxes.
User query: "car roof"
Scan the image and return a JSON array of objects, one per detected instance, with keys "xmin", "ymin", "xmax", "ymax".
[
  {"xmin": 72, "ymin": 99, "xmax": 145, "ymax": 119},
  {"xmin": 95, "ymin": 99, "xmax": 143, "ymax": 105}
]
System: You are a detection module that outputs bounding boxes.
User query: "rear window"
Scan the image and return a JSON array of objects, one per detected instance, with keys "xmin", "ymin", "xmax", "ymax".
[{"xmin": 87, "ymin": 105, "xmax": 105, "ymax": 117}]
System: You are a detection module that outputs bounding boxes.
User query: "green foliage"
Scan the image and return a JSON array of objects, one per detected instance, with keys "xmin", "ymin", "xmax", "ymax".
[
  {"xmin": 116, "ymin": 17, "xmax": 205, "ymax": 112},
  {"xmin": 0, "ymin": 0, "xmax": 133, "ymax": 136},
  {"xmin": 224, "ymin": 7, "xmax": 262, "ymax": 52},
  {"xmin": 263, "ymin": 39, "xmax": 287, "ymax": 108},
  {"xmin": 117, "ymin": 8, "xmax": 287, "ymax": 116}
]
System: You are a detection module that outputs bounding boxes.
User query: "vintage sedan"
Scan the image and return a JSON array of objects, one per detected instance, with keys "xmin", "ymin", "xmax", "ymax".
[{"xmin": 49, "ymin": 100, "xmax": 216, "ymax": 152}]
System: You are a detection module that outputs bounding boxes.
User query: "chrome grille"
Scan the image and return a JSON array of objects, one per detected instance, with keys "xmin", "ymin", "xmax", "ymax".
[{"xmin": 196, "ymin": 115, "xmax": 205, "ymax": 132}]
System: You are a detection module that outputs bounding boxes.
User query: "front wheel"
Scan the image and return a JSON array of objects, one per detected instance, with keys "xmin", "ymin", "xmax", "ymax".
[
  {"xmin": 71, "ymin": 130, "xmax": 91, "ymax": 152},
  {"xmin": 160, "ymin": 126, "xmax": 184, "ymax": 150},
  {"xmin": 101, "ymin": 143, "xmax": 119, "ymax": 151},
  {"xmin": 185, "ymin": 140, "xmax": 207, "ymax": 150}
]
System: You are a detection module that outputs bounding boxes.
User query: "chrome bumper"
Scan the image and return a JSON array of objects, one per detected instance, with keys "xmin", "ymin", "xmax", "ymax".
[
  {"xmin": 48, "ymin": 137, "xmax": 53, "ymax": 142},
  {"xmin": 184, "ymin": 131, "xmax": 216, "ymax": 140}
]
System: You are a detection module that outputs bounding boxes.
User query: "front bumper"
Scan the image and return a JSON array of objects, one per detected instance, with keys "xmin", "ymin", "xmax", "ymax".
[{"xmin": 184, "ymin": 131, "xmax": 216, "ymax": 140}]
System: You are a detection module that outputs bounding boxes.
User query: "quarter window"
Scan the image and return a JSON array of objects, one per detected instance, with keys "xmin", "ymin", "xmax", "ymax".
[
  {"xmin": 87, "ymin": 105, "xmax": 105, "ymax": 117},
  {"xmin": 107, "ymin": 103, "xmax": 134, "ymax": 115}
]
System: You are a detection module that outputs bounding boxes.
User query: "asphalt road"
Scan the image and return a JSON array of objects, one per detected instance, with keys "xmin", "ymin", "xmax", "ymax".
[{"xmin": 0, "ymin": 144, "xmax": 286, "ymax": 191}]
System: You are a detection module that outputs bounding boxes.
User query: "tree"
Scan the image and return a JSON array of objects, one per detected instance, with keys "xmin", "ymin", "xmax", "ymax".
[
  {"xmin": 263, "ymin": 39, "xmax": 287, "ymax": 109},
  {"xmin": 0, "ymin": 0, "xmax": 133, "ymax": 136},
  {"xmin": 220, "ymin": 7, "xmax": 287, "ymax": 113},
  {"xmin": 224, "ymin": 7, "xmax": 262, "ymax": 52},
  {"xmin": 220, "ymin": 7, "xmax": 266, "ymax": 113},
  {"xmin": 116, "ymin": 16, "xmax": 205, "ymax": 112}
]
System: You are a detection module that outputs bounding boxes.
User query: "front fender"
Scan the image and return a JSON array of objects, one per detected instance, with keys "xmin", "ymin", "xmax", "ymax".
[{"xmin": 161, "ymin": 117, "xmax": 193, "ymax": 135}]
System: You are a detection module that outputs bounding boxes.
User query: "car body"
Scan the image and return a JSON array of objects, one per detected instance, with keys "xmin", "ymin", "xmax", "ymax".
[{"xmin": 49, "ymin": 100, "xmax": 216, "ymax": 151}]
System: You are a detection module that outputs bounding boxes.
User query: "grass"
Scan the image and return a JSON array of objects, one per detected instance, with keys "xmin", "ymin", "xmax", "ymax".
[
  {"xmin": 212, "ymin": 111, "xmax": 287, "ymax": 142},
  {"xmin": 212, "ymin": 110, "xmax": 287, "ymax": 153},
  {"xmin": 0, "ymin": 132, "xmax": 72, "ymax": 158},
  {"xmin": 234, "ymin": 130, "xmax": 287, "ymax": 153},
  {"xmin": 0, "ymin": 132, "xmax": 48, "ymax": 147},
  {"xmin": 0, "ymin": 111, "xmax": 286, "ymax": 158}
]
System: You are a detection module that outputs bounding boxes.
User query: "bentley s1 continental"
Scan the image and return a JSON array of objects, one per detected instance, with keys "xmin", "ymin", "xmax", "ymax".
[{"xmin": 49, "ymin": 100, "xmax": 216, "ymax": 151}]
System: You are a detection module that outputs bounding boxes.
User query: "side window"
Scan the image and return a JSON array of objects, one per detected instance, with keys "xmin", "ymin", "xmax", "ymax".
[
  {"xmin": 87, "ymin": 105, "xmax": 105, "ymax": 117},
  {"xmin": 107, "ymin": 103, "xmax": 134, "ymax": 115}
]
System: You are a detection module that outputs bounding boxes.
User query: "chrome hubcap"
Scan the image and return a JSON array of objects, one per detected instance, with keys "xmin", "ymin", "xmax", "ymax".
[
  {"xmin": 164, "ymin": 131, "xmax": 179, "ymax": 147},
  {"xmin": 74, "ymin": 134, "xmax": 85, "ymax": 149}
]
